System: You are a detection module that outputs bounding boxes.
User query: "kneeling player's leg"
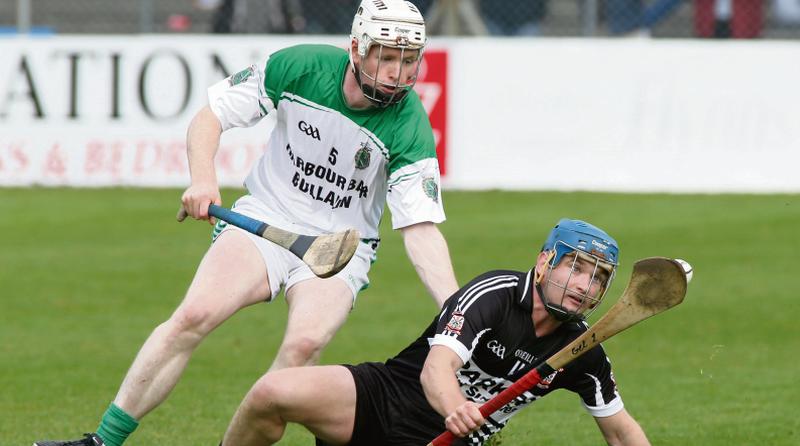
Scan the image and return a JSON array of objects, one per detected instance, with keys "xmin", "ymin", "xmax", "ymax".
[
  {"xmin": 223, "ymin": 365, "xmax": 357, "ymax": 446},
  {"xmin": 269, "ymin": 241, "xmax": 372, "ymax": 370}
]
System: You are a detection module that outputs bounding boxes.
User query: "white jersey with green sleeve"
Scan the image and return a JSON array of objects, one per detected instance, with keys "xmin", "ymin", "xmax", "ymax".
[{"xmin": 207, "ymin": 44, "xmax": 444, "ymax": 240}]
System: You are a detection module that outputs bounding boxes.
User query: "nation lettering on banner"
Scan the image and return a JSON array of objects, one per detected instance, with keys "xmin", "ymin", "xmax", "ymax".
[{"xmin": 0, "ymin": 39, "xmax": 449, "ymax": 187}]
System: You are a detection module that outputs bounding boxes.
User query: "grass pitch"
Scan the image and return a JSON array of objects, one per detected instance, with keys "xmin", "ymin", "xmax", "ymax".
[{"xmin": 1, "ymin": 188, "xmax": 797, "ymax": 445}]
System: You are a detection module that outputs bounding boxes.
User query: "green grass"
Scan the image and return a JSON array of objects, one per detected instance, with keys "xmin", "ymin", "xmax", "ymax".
[{"xmin": 1, "ymin": 188, "xmax": 798, "ymax": 445}]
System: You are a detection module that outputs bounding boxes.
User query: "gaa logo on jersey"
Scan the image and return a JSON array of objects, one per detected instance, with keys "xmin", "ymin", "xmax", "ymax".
[
  {"xmin": 487, "ymin": 339, "xmax": 507, "ymax": 359},
  {"xmin": 422, "ymin": 177, "xmax": 439, "ymax": 203},
  {"xmin": 229, "ymin": 66, "xmax": 255, "ymax": 86},
  {"xmin": 354, "ymin": 142, "xmax": 372, "ymax": 170},
  {"xmin": 444, "ymin": 312, "xmax": 465, "ymax": 335},
  {"xmin": 298, "ymin": 121, "xmax": 321, "ymax": 140}
]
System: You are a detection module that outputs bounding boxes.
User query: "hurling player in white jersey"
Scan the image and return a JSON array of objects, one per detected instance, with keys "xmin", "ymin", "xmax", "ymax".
[
  {"xmin": 33, "ymin": 2, "xmax": 458, "ymax": 446},
  {"xmin": 217, "ymin": 219, "xmax": 652, "ymax": 446}
]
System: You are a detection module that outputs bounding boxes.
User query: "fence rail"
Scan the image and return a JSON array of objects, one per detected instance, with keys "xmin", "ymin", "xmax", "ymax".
[{"xmin": 2, "ymin": 0, "xmax": 799, "ymax": 38}]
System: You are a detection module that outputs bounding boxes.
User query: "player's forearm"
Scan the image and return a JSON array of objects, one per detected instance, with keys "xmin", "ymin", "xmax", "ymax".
[
  {"xmin": 186, "ymin": 105, "xmax": 223, "ymax": 185},
  {"xmin": 420, "ymin": 358, "xmax": 468, "ymax": 417},
  {"xmin": 401, "ymin": 222, "xmax": 459, "ymax": 308}
]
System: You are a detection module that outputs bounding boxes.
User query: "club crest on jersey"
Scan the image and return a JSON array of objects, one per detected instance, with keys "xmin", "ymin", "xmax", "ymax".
[
  {"xmin": 422, "ymin": 177, "xmax": 439, "ymax": 203},
  {"xmin": 444, "ymin": 312, "xmax": 465, "ymax": 335},
  {"xmin": 354, "ymin": 142, "xmax": 372, "ymax": 170},
  {"xmin": 229, "ymin": 66, "xmax": 254, "ymax": 86},
  {"xmin": 536, "ymin": 369, "xmax": 561, "ymax": 389}
]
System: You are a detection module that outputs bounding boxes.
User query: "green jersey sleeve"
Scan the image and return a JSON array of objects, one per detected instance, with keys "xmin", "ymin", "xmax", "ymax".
[{"xmin": 385, "ymin": 93, "xmax": 445, "ymax": 229}]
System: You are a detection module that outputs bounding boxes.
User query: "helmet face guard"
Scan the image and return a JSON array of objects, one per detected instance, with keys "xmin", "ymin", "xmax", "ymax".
[
  {"xmin": 537, "ymin": 247, "xmax": 616, "ymax": 322},
  {"xmin": 349, "ymin": 0, "xmax": 427, "ymax": 107},
  {"xmin": 351, "ymin": 40, "xmax": 423, "ymax": 107},
  {"xmin": 535, "ymin": 219, "xmax": 620, "ymax": 322}
]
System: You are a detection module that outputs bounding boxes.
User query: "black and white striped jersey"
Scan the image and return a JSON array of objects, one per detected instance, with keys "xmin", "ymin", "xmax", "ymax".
[{"xmin": 385, "ymin": 269, "xmax": 623, "ymax": 445}]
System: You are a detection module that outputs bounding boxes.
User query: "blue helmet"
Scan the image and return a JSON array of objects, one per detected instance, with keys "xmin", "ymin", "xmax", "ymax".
[
  {"xmin": 542, "ymin": 219, "xmax": 619, "ymax": 268},
  {"xmin": 537, "ymin": 219, "xmax": 620, "ymax": 322}
]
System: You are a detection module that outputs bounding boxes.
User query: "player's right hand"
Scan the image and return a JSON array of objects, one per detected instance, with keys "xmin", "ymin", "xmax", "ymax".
[
  {"xmin": 444, "ymin": 402, "xmax": 485, "ymax": 438},
  {"xmin": 180, "ymin": 182, "xmax": 221, "ymax": 225}
]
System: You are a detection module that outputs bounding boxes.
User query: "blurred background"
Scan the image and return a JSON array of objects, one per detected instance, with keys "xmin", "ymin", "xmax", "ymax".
[{"xmin": 2, "ymin": 0, "xmax": 800, "ymax": 38}]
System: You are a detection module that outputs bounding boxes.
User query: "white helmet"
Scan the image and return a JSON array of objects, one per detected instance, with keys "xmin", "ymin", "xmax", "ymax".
[{"xmin": 349, "ymin": 0, "xmax": 427, "ymax": 106}]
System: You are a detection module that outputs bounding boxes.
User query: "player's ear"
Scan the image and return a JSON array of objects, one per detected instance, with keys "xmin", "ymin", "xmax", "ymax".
[
  {"xmin": 534, "ymin": 251, "xmax": 554, "ymax": 284},
  {"xmin": 350, "ymin": 38, "xmax": 361, "ymax": 62}
]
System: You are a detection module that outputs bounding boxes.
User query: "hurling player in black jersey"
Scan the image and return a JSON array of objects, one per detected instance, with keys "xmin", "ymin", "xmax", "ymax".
[{"xmin": 218, "ymin": 219, "xmax": 651, "ymax": 446}]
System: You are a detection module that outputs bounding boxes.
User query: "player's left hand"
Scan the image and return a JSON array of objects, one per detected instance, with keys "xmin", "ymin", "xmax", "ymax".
[{"xmin": 444, "ymin": 401, "xmax": 485, "ymax": 437}]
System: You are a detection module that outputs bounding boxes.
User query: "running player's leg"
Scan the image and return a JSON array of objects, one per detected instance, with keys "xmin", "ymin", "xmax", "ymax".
[
  {"xmin": 113, "ymin": 230, "xmax": 271, "ymax": 419},
  {"xmin": 267, "ymin": 240, "xmax": 372, "ymax": 370},
  {"xmin": 222, "ymin": 365, "xmax": 357, "ymax": 445},
  {"xmin": 269, "ymin": 277, "xmax": 353, "ymax": 369},
  {"xmin": 34, "ymin": 229, "xmax": 274, "ymax": 446}
]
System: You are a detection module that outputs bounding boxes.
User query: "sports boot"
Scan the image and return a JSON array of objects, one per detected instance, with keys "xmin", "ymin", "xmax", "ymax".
[{"xmin": 33, "ymin": 433, "xmax": 105, "ymax": 446}]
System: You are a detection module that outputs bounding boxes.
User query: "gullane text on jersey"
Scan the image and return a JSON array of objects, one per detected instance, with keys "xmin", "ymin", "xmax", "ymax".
[{"xmin": 285, "ymin": 143, "xmax": 369, "ymax": 210}]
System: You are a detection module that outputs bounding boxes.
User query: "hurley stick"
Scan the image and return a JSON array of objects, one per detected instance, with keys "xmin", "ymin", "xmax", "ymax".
[{"xmin": 177, "ymin": 204, "xmax": 360, "ymax": 279}]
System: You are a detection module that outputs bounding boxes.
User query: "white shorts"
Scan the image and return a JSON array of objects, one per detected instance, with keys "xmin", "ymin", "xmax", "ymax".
[{"xmin": 212, "ymin": 195, "xmax": 377, "ymax": 303}]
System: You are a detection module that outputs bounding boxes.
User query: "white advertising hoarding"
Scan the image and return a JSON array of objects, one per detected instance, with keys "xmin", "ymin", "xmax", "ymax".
[
  {"xmin": 445, "ymin": 38, "xmax": 800, "ymax": 192},
  {"xmin": 1, "ymin": 36, "xmax": 799, "ymax": 192}
]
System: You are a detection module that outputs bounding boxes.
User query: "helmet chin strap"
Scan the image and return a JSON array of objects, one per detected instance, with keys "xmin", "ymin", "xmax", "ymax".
[{"xmin": 350, "ymin": 62, "xmax": 408, "ymax": 108}]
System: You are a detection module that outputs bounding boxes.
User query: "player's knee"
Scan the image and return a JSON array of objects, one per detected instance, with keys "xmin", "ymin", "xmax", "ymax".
[
  {"xmin": 249, "ymin": 373, "xmax": 284, "ymax": 406},
  {"xmin": 247, "ymin": 372, "xmax": 293, "ymax": 413},
  {"xmin": 279, "ymin": 335, "xmax": 328, "ymax": 367},
  {"xmin": 165, "ymin": 305, "xmax": 217, "ymax": 341},
  {"xmin": 225, "ymin": 374, "xmax": 291, "ymax": 444}
]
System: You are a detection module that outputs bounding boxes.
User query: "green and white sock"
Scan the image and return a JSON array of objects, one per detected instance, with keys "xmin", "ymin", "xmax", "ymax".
[{"xmin": 96, "ymin": 403, "xmax": 139, "ymax": 446}]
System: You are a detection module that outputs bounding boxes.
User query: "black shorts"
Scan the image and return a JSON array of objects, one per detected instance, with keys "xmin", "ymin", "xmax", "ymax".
[{"xmin": 330, "ymin": 362, "xmax": 469, "ymax": 446}]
